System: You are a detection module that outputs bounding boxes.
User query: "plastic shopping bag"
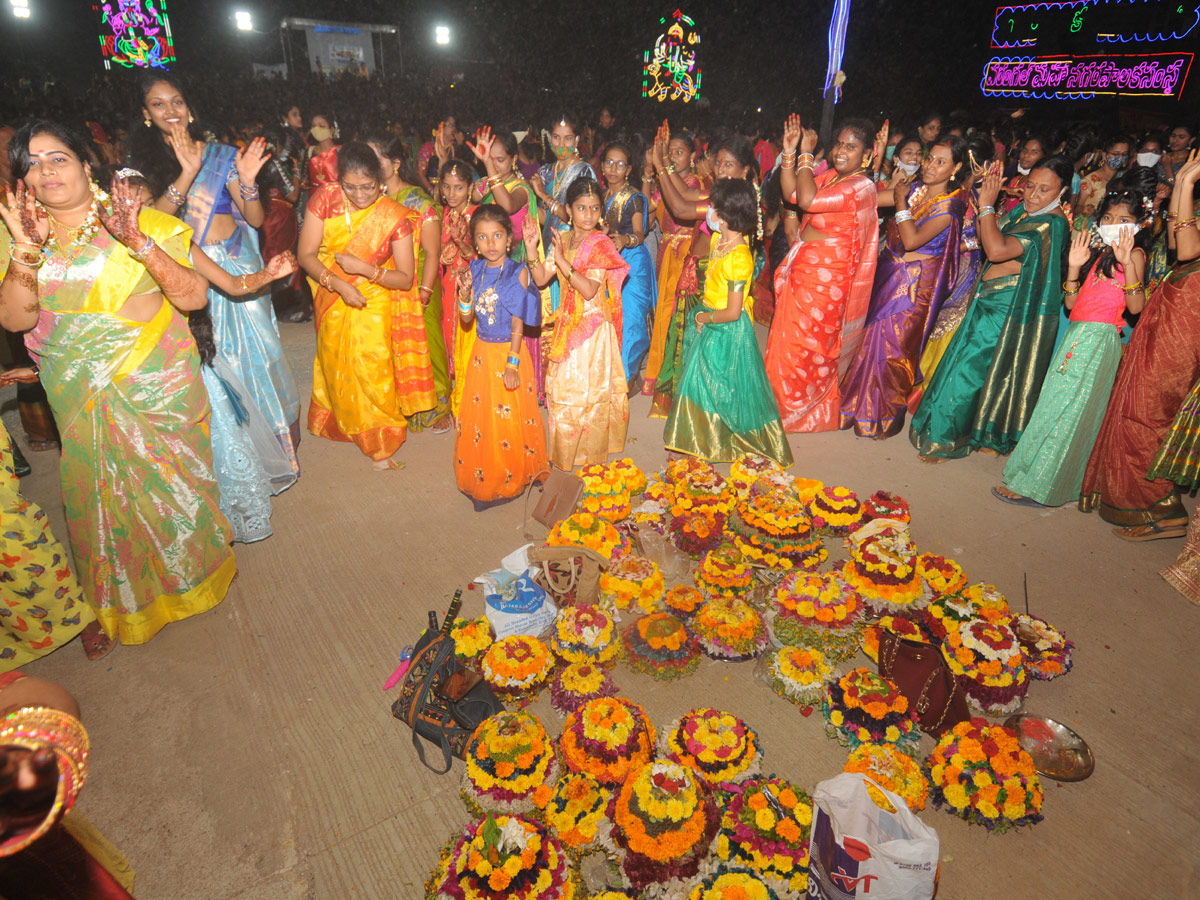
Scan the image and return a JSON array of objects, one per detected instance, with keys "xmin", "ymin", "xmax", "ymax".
[
  {"xmin": 807, "ymin": 773, "xmax": 939, "ymax": 900},
  {"xmin": 486, "ymin": 573, "xmax": 556, "ymax": 640}
]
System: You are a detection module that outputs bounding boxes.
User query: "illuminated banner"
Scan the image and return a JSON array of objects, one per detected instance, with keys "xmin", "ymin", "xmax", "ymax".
[
  {"xmin": 991, "ymin": 0, "xmax": 1199, "ymax": 48},
  {"xmin": 94, "ymin": 0, "xmax": 176, "ymax": 71},
  {"xmin": 642, "ymin": 9, "xmax": 701, "ymax": 103},
  {"xmin": 981, "ymin": 52, "xmax": 1193, "ymax": 99}
]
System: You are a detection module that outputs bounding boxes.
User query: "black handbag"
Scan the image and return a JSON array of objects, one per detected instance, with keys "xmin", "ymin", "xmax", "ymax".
[{"xmin": 391, "ymin": 591, "xmax": 504, "ymax": 773}]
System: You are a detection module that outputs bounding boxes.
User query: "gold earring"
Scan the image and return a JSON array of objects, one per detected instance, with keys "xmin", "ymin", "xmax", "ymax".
[
  {"xmin": 144, "ymin": 114, "xmax": 151, "ymax": 128},
  {"xmin": 188, "ymin": 113, "xmax": 194, "ymax": 124}
]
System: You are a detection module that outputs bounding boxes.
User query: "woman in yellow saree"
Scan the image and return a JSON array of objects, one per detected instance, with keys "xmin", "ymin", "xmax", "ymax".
[
  {"xmin": 0, "ymin": 121, "xmax": 235, "ymax": 651},
  {"xmin": 298, "ymin": 143, "xmax": 436, "ymax": 469}
]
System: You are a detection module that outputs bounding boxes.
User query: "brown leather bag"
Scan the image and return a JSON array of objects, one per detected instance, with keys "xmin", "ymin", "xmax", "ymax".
[
  {"xmin": 877, "ymin": 632, "xmax": 970, "ymax": 738},
  {"xmin": 526, "ymin": 543, "xmax": 607, "ymax": 608},
  {"xmin": 523, "ymin": 468, "xmax": 584, "ymax": 539}
]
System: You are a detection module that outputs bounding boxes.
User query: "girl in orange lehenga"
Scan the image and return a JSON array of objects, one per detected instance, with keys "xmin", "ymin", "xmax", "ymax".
[
  {"xmin": 641, "ymin": 127, "xmax": 708, "ymax": 395},
  {"xmin": 297, "ymin": 143, "xmax": 435, "ymax": 469},
  {"xmin": 453, "ymin": 206, "xmax": 547, "ymax": 509},
  {"xmin": 765, "ymin": 115, "xmax": 880, "ymax": 433},
  {"xmin": 436, "ymin": 160, "xmax": 479, "ymax": 418}
]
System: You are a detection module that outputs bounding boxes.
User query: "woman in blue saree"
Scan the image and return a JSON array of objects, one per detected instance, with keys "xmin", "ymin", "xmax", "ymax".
[
  {"xmin": 127, "ymin": 76, "xmax": 301, "ymax": 476},
  {"xmin": 601, "ymin": 141, "xmax": 657, "ymax": 388}
]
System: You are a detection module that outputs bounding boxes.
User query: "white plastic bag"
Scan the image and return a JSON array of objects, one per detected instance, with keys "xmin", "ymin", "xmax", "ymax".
[{"xmin": 807, "ymin": 773, "xmax": 939, "ymax": 900}]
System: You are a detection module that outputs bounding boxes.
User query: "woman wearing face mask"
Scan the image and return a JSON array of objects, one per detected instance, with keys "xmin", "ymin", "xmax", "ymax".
[
  {"xmin": 525, "ymin": 178, "xmax": 629, "ymax": 469},
  {"xmin": 1, "ymin": 121, "xmax": 232, "ymax": 652},
  {"xmin": 999, "ymin": 135, "xmax": 1046, "ymax": 214},
  {"xmin": 306, "ymin": 112, "xmax": 341, "ymax": 190},
  {"xmin": 1073, "ymin": 135, "xmax": 1132, "ymax": 230},
  {"xmin": 127, "ymin": 75, "xmax": 302, "ymax": 477},
  {"xmin": 1136, "ymin": 136, "xmax": 1168, "ymax": 185},
  {"xmin": 642, "ymin": 126, "xmax": 707, "ymax": 396},
  {"xmin": 1079, "ymin": 150, "xmax": 1200, "ymax": 540},
  {"xmin": 297, "ymin": 143, "xmax": 433, "ymax": 470},
  {"xmin": 910, "ymin": 156, "xmax": 1073, "ymax": 459},
  {"xmin": 877, "ymin": 138, "xmax": 921, "ymax": 198},
  {"xmin": 839, "ymin": 137, "xmax": 969, "ymax": 438},
  {"xmin": 995, "ymin": 189, "xmax": 1150, "ymax": 508},
  {"xmin": 650, "ymin": 132, "xmax": 761, "ymax": 418},
  {"xmin": 531, "ymin": 113, "xmax": 595, "ymax": 252},
  {"xmin": 765, "ymin": 115, "xmax": 881, "ymax": 432}
]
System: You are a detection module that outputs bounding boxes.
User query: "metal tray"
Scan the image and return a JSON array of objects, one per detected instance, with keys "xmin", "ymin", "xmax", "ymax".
[{"xmin": 1003, "ymin": 713, "xmax": 1095, "ymax": 782}]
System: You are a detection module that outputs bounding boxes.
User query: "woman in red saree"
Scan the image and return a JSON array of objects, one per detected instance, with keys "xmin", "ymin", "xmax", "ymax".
[
  {"xmin": 306, "ymin": 112, "xmax": 340, "ymax": 189},
  {"xmin": 765, "ymin": 116, "xmax": 880, "ymax": 432}
]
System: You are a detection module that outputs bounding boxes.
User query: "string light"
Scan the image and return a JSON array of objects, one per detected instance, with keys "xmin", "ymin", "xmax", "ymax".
[
  {"xmin": 824, "ymin": 0, "xmax": 851, "ymax": 103},
  {"xmin": 981, "ymin": 51, "xmax": 1193, "ymax": 99},
  {"xmin": 93, "ymin": 0, "xmax": 176, "ymax": 70},
  {"xmin": 642, "ymin": 9, "xmax": 701, "ymax": 103}
]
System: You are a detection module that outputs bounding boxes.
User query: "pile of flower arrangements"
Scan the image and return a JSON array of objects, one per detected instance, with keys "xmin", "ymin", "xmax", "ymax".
[{"xmin": 423, "ymin": 454, "xmax": 1078, "ymax": 897}]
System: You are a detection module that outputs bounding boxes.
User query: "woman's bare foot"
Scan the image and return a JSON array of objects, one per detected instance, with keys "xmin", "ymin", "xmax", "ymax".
[
  {"xmin": 918, "ymin": 455, "xmax": 947, "ymax": 465},
  {"xmin": 372, "ymin": 455, "xmax": 407, "ymax": 471},
  {"xmin": 80, "ymin": 621, "xmax": 115, "ymax": 661}
]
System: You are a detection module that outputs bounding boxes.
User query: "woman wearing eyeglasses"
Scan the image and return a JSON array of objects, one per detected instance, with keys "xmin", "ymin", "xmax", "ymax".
[
  {"xmin": 297, "ymin": 143, "xmax": 436, "ymax": 470},
  {"xmin": 601, "ymin": 140, "xmax": 657, "ymax": 391}
]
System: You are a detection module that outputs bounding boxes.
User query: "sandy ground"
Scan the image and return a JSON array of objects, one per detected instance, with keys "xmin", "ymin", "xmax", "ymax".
[{"xmin": 5, "ymin": 317, "xmax": 1199, "ymax": 900}]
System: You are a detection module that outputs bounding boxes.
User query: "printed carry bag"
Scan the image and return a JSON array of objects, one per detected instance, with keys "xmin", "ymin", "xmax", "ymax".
[{"xmin": 808, "ymin": 773, "xmax": 939, "ymax": 900}]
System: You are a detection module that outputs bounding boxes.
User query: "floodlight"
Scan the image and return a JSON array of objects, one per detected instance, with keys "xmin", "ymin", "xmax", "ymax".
[
  {"xmin": 435, "ymin": 25, "xmax": 450, "ymax": 45},
  {"xmin": 235, "ymin": 10, "xmax": 253, "ymax": 31}
]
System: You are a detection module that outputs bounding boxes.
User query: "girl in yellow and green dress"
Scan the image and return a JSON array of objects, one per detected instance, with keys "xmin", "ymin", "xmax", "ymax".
[{"xmin": 663, "ymin": 179, "xmax": 792, "ymax": 466}]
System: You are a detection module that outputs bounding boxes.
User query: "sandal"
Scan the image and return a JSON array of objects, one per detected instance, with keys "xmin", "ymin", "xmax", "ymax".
[
  {"xmin": 431, "ymin": 415, "xmax": 453, "ymax": 435},
  {"xmin": 1112, "ymin": 522, "xmax": 1188, "ymax": 542},
  {"xmin": 372, "ymin": 458, "xmax": 407, "ymax": 472},
  {"xmin": 919, "ymin": 455, "xmax": 948, "ymax": 465},
  {"xmin": 80, "ymin": 623, "xmax": 116, "ymax": 661},
  {"xmin": 991, "ymin": 486, "xmax": 1046, "ymax": 508}
]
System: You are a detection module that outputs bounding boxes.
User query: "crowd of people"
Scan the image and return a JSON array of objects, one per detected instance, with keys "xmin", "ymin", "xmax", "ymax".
[{"xmin": 0, "ymin": 73, "xmax": 1198, "ymax": 677}]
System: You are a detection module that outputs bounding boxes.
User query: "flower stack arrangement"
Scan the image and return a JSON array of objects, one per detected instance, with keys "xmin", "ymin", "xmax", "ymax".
[
  {"xmin": 840, "ymin": 518, "xmax": 926, "ymax": 615},
  {"xmin": 861, "ymin": 490, "xmax": 911, "ymax": 523},
  {"xmin": 809, "ymin": 486, "xmax": 864, "ymax": 536},
  {"xmin": 578, "ymin": 463, "xmax": 634, "ymax": 522},
  {"xmin": 551, "ymin": 605, "xmax": 618, "ymax": 667},
  {"xmin": 693, "ymin": 597, "xmax": 769, "ymax": 661},
  {"xmin": 610, "ymin": 458, "xmax": 648, "ymax": 496},
  {"xmin": 843, "ymin": 743, "xmax": 930, "ymax": 812},
  {"xmin": 461, "ymin": 712, "xmax": 559, "ymax": 818},
  {"xmin": 790, "ymin": 477, "xmax": 825, "ymax": 504},
  {"xmin": 547, "ymin": 512, "xmax": 629, "ymax": 563},
  {"xmin": 663, "ymin": 584, "xmax": 705, "ymax": 619},
  {"xmin": 769, "ymin": 572, "xmax": 863, "ymax": 662},
  {"xmin": 822, "ymin": 667, "xmax": 920, "ymax": 754},
  {"xmin": 663, "ymin": 707, "xmax": 762, "ymax": 787},
  {"xmin": 916, "ymin": 553, "xmax": 968, "ymax": 599},
  {"xmin": 549, "ymin": 663, "xmax": 619, "ymax": 716},
  {"xmin": 765, "ymin": 646, "xmax": 836, "ymax": 709},
  {"xmin": 666, "ymin": 458, "xmax": 736, "ymax": 515},
  {"xmin": 425, "ymin": 814, "xmax": 580, "ymax": 900},
  {"xmin": 543, "ymin": 772, "xmax": 615, "ymax": 855},
  {"xmin": 730, "ymin": 485, "xmax": 827, "ymax": 572},
  {"xmin": 695, "ymin": 546, "xmax": 756, "ymax": 601},
  {"xmin": 598, "ymin": 555, "xmax": 665, "ymax": 614},
  {"xmin": 941, "ymin": 617, "xmax": 1029, "ymax": 715},
  {"xmin": 559, "ymin": 696, "xmax": 656, "ymax": 786},
  {"xmin": 713, "ymin": 775, "xmax": 814, "ymax": 896},
  {"xmin": 921, "ymin": 589, "xmax": 984, "ymax": 642},
  {"xmin": 623, "ymin": 612, "xmax": 702, "ymax": 681},
  {"xmin": 1013, "ymin": 613, "xmax": 1074, "ymax": 681},
  {"xmin": 450, "ymin": 617, "xmax": 493, "ymax": 667},
  {"xmin": 926, "ymin": 718, "xmax": 1044, "ymax": 832},
  {"xmin": 481, "ymin": 635, "xmax": 556, "ymax": 706},
  {"xmin": 729, "ymin": 453, "xmax": 786, "ymax": 500},
  {"xmin": 610, "ymin": 760, "xmax": 720, "ymax": 890},
  {"xmin": 686, "ymin": 871, "xmax": 784, "ymax": 900}
]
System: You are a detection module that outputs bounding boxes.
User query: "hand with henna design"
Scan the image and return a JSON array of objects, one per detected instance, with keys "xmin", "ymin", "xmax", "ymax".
[
  {"xmin": 0, "ymin": 180, "xmax": 50, "ymax": 248},
  {"xmin": 95, "ymin": 175, "xmax": 148, "ymax": 252}
]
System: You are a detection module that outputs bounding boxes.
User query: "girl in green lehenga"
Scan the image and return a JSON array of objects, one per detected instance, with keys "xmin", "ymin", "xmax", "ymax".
[{"xmin": 663, "ymin": 180, "xmax": 792, "ymax": 466}]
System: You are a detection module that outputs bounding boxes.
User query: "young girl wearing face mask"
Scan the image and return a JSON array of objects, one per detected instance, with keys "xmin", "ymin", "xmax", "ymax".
[
  {"xmin": 994, "ymin": 189, "xmax": 1149, "ymax": 507},
  {"xmin": 663, "ymin": 179, "xmax": 792, "ymax": 465},
  {"xmin": 876, "ymin": 138, "xmax": 922, "ymax": 202}
]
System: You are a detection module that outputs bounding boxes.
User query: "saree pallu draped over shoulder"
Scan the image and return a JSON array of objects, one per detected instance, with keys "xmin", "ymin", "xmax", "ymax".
[
  {"xmin": 765, "ymin": 170, "xmax": 879, "ymax": 433},
  {"xmin": 306, "ymin": 187, "xmax": 434, "ymax": 460},
  {"xmin": 909, "ymin": 205, "xmax": 1070, "ymax": 459},
  {"xmin": 2, "ymin": 215, "xmax": 235, "ymax": 645}
]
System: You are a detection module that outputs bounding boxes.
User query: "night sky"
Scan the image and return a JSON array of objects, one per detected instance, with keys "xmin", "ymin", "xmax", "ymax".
[{"xmin": 1, "ymin": 0, "xmax": 1193, "ymax": 131}]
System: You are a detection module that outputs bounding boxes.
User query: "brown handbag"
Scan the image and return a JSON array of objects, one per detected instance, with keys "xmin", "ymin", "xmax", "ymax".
[
  {"xmin": 877, "ymin": 632, "xmax": 970, "ymax": 738},
  {"xmin": 523, "ymin": 468, "xmax": 584, "ymax": 539},
  {"xmin": 526, "ymin": 543, "xmax": 608, "ymax": 608}
]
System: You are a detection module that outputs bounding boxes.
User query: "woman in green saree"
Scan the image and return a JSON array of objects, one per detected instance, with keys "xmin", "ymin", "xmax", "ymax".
[
  {"xmin": 0, "ymin": 121, "xmax": 234, "ymax": 651},
  {"xmin": 910, "ymin": 156, "xmax": 1073, "ymax": 460}
]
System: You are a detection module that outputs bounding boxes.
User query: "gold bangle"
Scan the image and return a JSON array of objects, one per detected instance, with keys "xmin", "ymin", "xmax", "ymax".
[
  {"xmin": 1121, "ymin": 281, "xmax": 1144, "ymax": 293},
  {"xmin": 0, "ymin": 707, "xmax": 90, "ymax": 857}
]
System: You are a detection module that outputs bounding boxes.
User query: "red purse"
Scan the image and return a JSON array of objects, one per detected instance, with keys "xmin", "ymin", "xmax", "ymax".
[{"xmin": 877, "ymin": 632, "xmax": 970, "ymax": 737}]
